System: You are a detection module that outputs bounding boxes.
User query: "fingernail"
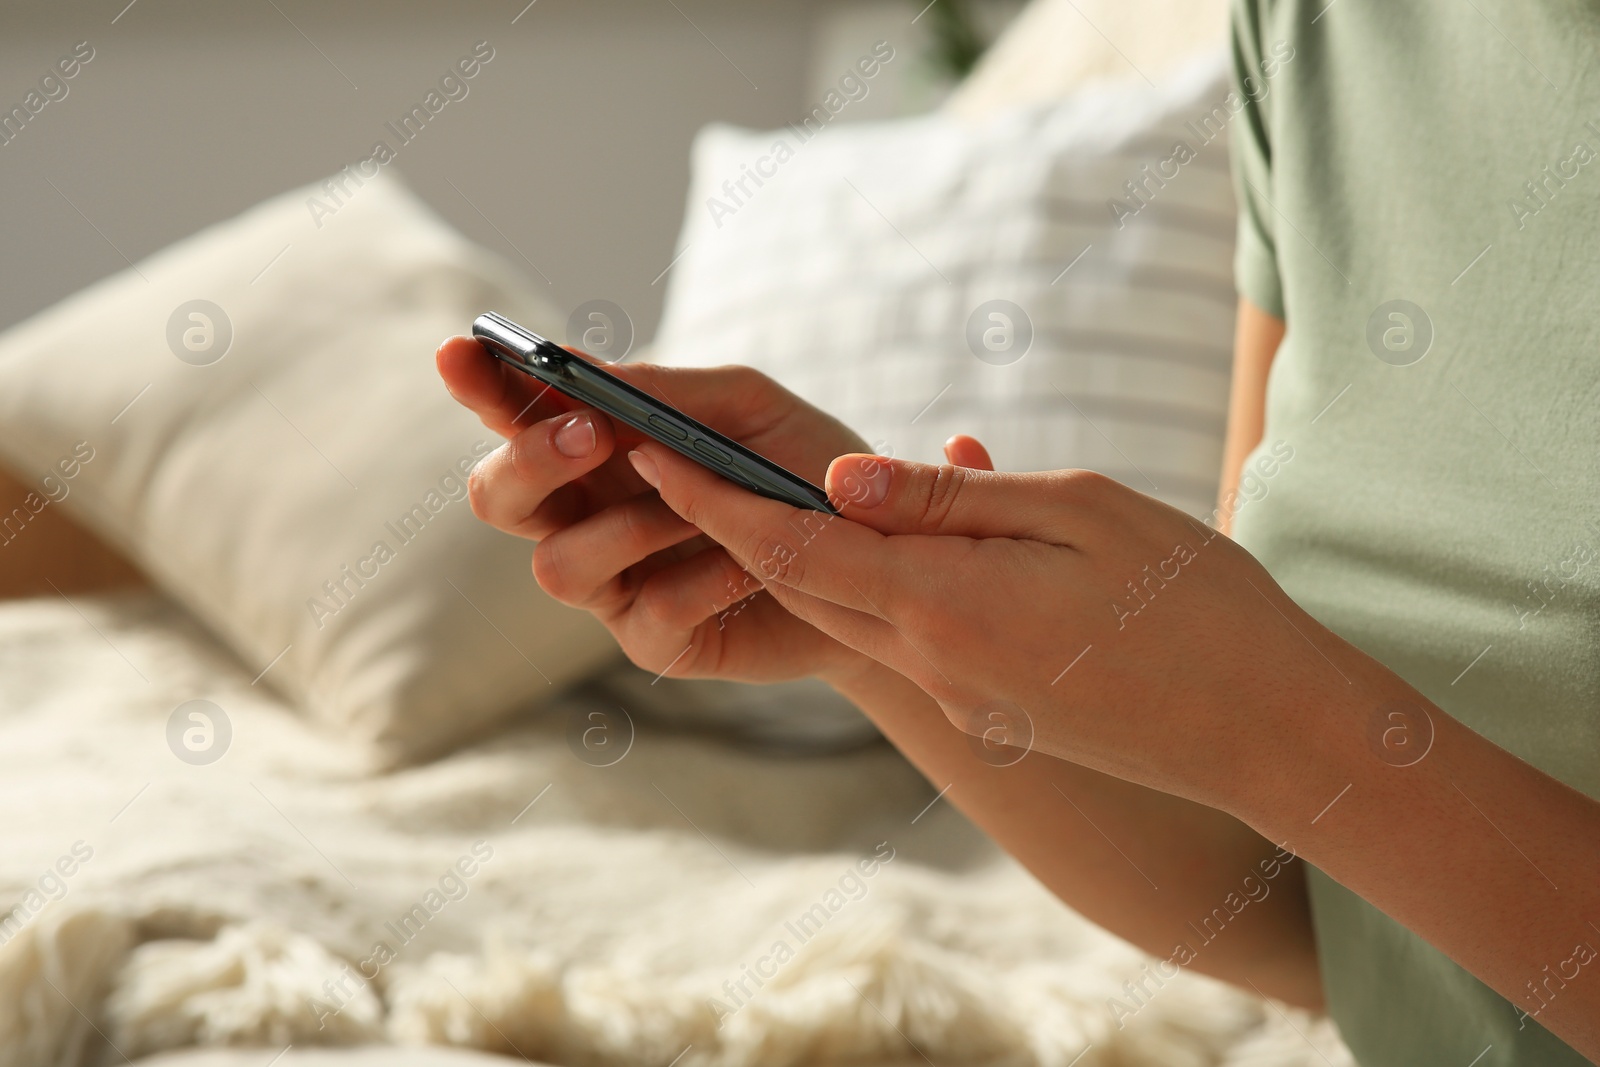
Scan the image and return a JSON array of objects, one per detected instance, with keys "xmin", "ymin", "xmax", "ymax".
[
  {"xmin": 554, "ymin": 413, "xmax": 596, "ymax": 458},
  {"xmin": 628, "ymin": 449, "xmax": 659, "ymax": 489},
  {"xmin": 852, "ymin": 458, "xmax": 891, "ymax": 507}
]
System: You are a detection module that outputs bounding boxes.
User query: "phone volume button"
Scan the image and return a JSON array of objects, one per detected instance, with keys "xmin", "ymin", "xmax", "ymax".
[
  {"xmin": 646, "ymin": 414, "xmax": 690, "ymax": 441},
  {"xmin": 692, "ymin": 438, "xmax": 732, "ymax": 464}
]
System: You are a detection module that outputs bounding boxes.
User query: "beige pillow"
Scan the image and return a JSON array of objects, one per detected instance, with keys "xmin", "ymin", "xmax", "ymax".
[{"xmin": 0, "ymin": 172, "xmax": 616, "ymax": 766}]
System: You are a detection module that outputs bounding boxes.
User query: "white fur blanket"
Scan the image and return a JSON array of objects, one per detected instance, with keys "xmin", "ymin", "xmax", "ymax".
[{"xmin": 0, "ymin": 593, "xmax": 1352, "ymax": 1067}]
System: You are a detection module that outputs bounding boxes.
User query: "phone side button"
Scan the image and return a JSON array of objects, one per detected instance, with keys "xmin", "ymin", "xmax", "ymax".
[
  {"xmin": 692, "ymin": 438, "xmax": 732, "ymax": 465},
  {"xmin": 646, "ymin": 414, "xmax": 690, "ymax": 441}
]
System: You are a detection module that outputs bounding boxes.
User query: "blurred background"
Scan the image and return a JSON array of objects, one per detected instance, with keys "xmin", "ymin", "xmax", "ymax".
[
  {"xmin": 1, "ymin": 0, "xmax": 1023, "ymax": 341},
  {"xmin": 0, "ymin": 5, "xmax": 1330, "ymax": 1065}
]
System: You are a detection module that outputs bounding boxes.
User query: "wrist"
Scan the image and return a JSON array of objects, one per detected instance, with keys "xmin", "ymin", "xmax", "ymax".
[
  {"xmin": 1227, "ymin": 642, "xmax": 1443, "ymax": 853},
  {"xmin": 1214, "ymin": 614, "xmax": 1411, "ymax": 833}
]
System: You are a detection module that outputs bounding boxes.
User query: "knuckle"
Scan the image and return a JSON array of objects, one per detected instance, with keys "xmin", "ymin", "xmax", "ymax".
[
  {"xmin": 619, "ymin": 639, "xmax": 670, "ymax": 677},
  {"xmin": 631, "ymin": 583, "xmax": 696, "ymax": 634},
  {"xmin": 626, "ymin": 629, "xmax": 713, "ymax": 680},
  {"xmin": 529, "ymin": 538, "xmax": 574, "ymax": 603},
  {"xmin": 620, "ymin": 645, "xmax": 656, "ymax": 675},
  {"xmin": 715, "ymin": 362, "xmax": 767, "ymax": 396},
  {"xmin": 662, "ymin": 484, "xmax": 703, "ymax": 531},
  {"xmin": 939, "ymin": 703, "xmax": 968, "ymax": 733},
  {"xmin": 1053, "ymin": 468, "xmax": 1124, "ymax": 533},
  {"xmin": 614, "ymin": 496, "xmax": 659, "ymax": 555},
  {"xmin": 505, "ymin": 429, "xmax": 546, "ymax": 482},
  {"xmin": 916, "ymin": 464, "xmax": 968, "ymax": 531},
  {"xmin": 720, "ymin": 364, "xmax": 796, "ymax": 421},
  {"xmin": 721, "ymin": 552, "xmax": 764, "ymax": 603},
  {"xmin": 674, "ymin": 499, "xmax": 704, "ymax": 537},
  {"xmin": 739, "ymin": 530, "xmax": 804, "ymax": 588},
  {"xmin": 465, "ymin": 460, "xmax": 495, "ymax": 523},
  {"xmin": 1057, "ymin": 467, "xmax": 1114, "ymax": 501}
]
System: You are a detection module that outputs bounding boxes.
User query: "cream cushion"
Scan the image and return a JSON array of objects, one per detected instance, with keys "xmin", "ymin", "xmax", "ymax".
[
  {"xmin": 655, "ymin": 54, "xmax": 1240, "ymax": 519},
  {"xmin": 0, "ymin": 172, "xmax": 616, "ymax": 766}
]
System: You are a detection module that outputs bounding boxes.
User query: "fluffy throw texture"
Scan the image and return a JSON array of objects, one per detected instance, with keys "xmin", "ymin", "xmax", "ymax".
[{"xmin": 0, "ymin": 594, "xmax": 1352, "ymax": 1067}]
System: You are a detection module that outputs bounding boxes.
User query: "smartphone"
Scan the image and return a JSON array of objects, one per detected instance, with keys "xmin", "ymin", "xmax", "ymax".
[{"xmin": 472, "ymin": 312, "xmax": 837, "ymax": 514}]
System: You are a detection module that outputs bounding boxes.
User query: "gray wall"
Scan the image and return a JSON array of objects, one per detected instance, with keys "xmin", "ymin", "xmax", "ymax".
[{"xmin": 0, "ymin": 0, "xmax": 844, "ymax": 342}]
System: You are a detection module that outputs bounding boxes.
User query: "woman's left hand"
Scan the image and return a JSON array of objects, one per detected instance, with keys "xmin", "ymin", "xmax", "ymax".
[{"xmin": 629, "ymin": 441, "xmax": 1398, "ymax": 818}]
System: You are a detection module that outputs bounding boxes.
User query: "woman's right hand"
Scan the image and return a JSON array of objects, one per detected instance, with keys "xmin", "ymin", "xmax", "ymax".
[{"xmin": 437, "ymin": 336, "xmax": 991, "ymax": 688}]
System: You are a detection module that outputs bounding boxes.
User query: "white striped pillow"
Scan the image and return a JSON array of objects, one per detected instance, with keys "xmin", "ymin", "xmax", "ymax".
[{"xmin": 653, "ymin": 51, "xmax": 1236, "ymax": 519}]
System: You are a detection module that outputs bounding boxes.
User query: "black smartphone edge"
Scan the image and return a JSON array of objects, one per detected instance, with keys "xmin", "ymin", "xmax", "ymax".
[{"xmin": 471, "ymin": 312, "xmax": 839, "ymax": 515}]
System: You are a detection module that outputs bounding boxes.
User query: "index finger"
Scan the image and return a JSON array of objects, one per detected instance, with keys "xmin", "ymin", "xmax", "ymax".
[
  {"xmin": 629, "ymin": 440, "xmax": 901, "ymax": 618},
  {"xmin": 436, "ymin": 335, "xmax": 578, "ymax": 440}
]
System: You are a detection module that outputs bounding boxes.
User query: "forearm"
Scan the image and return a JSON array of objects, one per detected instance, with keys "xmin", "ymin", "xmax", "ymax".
[
  {"xmin": 830, "ymin": 659, "xmax": 1322, "ymax": 1006},
  {"xmin": 1236, "ymin": 647, "xmax": 1600, "ymax": 1057},
  {"xmin": 0, "ymin": 462, "xmax": 144, "ymax": 599}
]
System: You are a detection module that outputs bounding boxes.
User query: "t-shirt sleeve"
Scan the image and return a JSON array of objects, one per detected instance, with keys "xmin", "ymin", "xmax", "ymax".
[{"xmin": 1229, "ymin": 0, "xmax": 1285, "ymax": 318}]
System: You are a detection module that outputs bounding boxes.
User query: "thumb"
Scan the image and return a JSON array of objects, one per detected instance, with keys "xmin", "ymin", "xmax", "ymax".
[
  {"xmin": 824, "ymin": 454, "xmax": 1075, "ymax": 541},
  {"xmin": 942, "ymin": 433, "xmax": 994, "ymax": 471}
]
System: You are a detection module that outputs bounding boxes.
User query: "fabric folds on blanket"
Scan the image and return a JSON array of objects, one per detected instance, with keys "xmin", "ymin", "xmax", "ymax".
[{"xmin": 0, "ymin": 593, "xmax": 1350, "ymax": 1067}]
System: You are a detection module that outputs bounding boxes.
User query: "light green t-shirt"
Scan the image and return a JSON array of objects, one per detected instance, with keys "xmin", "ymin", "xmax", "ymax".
[{"xmin": 1228, "ymin": 1, "xmax": 1600, "ymax": 1064}]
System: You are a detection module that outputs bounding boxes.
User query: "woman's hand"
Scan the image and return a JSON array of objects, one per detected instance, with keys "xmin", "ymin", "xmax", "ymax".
[
  {"xmin": 629, "ymin": 442, "xmax": 1401, "ymax": 816},
  {"xmin": 436, "ymin": 336, "xmax": 993, "ymax": 688}
]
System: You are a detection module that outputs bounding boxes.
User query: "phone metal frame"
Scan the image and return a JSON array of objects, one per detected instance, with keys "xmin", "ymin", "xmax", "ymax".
[{"xmin": 472, "ymin": 312, "xmax": 838, "ymax": 514}]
